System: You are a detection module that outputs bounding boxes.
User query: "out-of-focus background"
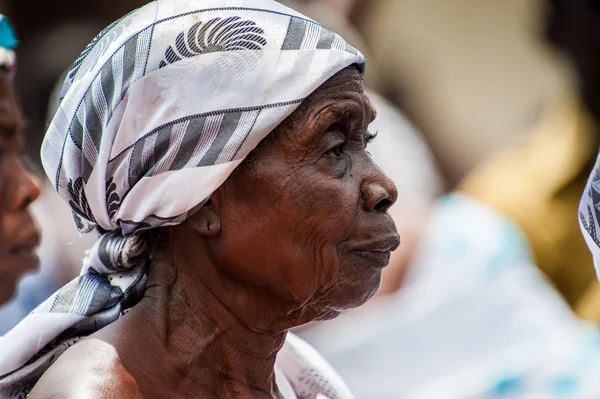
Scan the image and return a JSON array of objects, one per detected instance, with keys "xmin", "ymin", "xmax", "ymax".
[{"xmin": 5, "ymin": 0, "xmax": 600, "ymax": 397}]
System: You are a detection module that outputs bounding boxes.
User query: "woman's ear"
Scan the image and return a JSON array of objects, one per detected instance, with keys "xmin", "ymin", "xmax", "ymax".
[{"xmin": 186, "ymin": 197, "xmax": 221, "ymax": 236}]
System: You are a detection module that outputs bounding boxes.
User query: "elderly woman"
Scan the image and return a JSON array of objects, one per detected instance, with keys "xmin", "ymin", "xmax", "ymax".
[
  {"xmin": 0, "ymin": 15, "xmax": 41, "ymax": 306},
  {"xmin": 0, "ymin": 1, "xmax": 399, "ymax": 398}
]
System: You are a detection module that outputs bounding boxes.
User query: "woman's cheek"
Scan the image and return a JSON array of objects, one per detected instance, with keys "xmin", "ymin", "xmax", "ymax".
[{"xmin": 314, "ymin": 245, "xmax": 342, "ymax": 292}]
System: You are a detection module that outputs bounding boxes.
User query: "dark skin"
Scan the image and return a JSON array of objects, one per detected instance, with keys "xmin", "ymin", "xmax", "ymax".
[
  {"xmin": 0, "ymin": 69, "xmax": 41, "ymax": 305},
  {"xmin": 31, "ymin": 66, "xmax": 399, "ymax": 398},
  {"xmin": 546, "ymin": 0, "xmax": 600, "ymax": 122}
]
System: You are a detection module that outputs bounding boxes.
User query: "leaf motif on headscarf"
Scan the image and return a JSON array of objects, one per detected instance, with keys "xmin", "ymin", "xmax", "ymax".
[
  {"xmin": 106, "ymin": 177, "xmax": 121, "ymax": 220},
  {"xmin": 158, "ymin": 16, "xmax": 267, "ymax": 68},
  {"xmin": 68, "ymin": 177, "xmax": 96, "ymax": 223}
]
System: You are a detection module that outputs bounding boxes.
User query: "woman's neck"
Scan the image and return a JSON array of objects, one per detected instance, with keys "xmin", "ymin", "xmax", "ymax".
[{"xmin": 132, "ymin": 226, "xmax": 289, "ymax": 397}]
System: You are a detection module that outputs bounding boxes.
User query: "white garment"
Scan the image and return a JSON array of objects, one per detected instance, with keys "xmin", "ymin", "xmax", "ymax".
[{"xmin": 278, "ymin": 333, "xmax": 354, "ymax": 399}]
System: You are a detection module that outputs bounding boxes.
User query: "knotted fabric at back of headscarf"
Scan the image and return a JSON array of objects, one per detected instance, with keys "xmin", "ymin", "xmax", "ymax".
[{"xmin": 0, "ymin": 0, "xmax": 364, "ymax": 396}]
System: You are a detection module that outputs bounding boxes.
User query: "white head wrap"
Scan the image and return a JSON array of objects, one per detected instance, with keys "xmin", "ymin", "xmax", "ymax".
[{"xmin": 0, "ymin": 1, "xmax": 363, "ymax": 397}]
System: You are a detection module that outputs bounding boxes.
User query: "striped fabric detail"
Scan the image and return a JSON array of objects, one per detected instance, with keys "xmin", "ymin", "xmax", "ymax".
[
  {"xmin": 123, "ymin": 109, "xmax": 259, "ymax": 190},
  {"xmin": 281, "ymin": 16, "xmax": 360, "ymax": 55},
  {"xmin": 62, "ymin": 26, "xmax": 153, "ymax": 188},
  {"xmin": 50, "ymin": 274, "xmax": 121, "ymax": 316},
  {"xmin": 580, "ymin": 168, "xmax": 600, "ymax": 249},
  {"xmin": 281, "ymin": 17, "xmax": 308, "ymax": 50}
]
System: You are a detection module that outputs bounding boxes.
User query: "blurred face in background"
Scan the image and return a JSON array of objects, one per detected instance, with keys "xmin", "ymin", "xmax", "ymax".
[
  {"xmin": 0, "ymin": 69, "xmax": 41, "ymax": 305},
  {"xmin": 546, "ymin": 0, "xmax": 600, "ymax": 121}
]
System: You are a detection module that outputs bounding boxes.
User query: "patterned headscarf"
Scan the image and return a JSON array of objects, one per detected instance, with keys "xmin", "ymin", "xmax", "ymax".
[
  {"xmin": 580, "ymin": 154, "xmax": 600, "ymax": 280},
  {"xmin": 0, "ymin": 1, "xmax": 363, "ymax": 396}
]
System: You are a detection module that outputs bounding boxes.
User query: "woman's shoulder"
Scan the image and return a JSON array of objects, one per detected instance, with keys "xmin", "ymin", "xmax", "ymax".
[{"xmin": 29, "ymin": 338, "xmax": 142, "ymax": 399}]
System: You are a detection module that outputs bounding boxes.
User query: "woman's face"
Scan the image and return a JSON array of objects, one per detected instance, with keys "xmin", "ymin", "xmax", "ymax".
[
  {"xmin": 0, "ymin": 71, "xmax": 41, "ymax": 305},
  {"xmin": 209, "ymin": 66, "xmax": 399, "ymax": 323}
]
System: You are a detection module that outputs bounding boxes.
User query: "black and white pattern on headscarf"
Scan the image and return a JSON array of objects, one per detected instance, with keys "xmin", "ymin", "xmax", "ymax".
[
  {"xmin": 0, "ymin": 1, "xmax": 363, "ymax": 397},
  {"xmin": 580, "ymin": 150, "xmax": 600, "ymax": 279}
]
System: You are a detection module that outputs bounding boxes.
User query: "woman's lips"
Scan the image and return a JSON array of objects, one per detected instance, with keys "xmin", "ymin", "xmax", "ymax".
[
  {"xmin": 349, "ymin": 234, "xmax": 401, "ymax": 268},
  {"xmin": 5, "ymin": 251, "xmax": 39, "ymax": 271},
  {"xmin": 351, "ymin": 250, "xmax": 392, "ymax": 268},
  {"xmin": 3, "ymin": 232, "xmax": 41, "ymax": 271}
]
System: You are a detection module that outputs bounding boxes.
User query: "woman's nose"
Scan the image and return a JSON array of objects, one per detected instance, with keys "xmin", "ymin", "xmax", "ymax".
[
  {"xmin": 361, "ymin": 167, "xmax": 398, "ymax": 213},
  {"xmin": 2, "ymin": 159, "xmax": 42, "ymax": 212}
]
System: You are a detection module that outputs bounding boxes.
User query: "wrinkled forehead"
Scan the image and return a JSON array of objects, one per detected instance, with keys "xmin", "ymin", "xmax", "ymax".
[{"xmin": 300, "ymin": 66, "xmax": 374, "ymax": 126}]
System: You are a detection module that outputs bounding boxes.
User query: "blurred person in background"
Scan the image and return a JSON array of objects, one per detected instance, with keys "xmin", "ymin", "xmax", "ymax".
[
  {"xmin": 0, "ymin": 13, "xmax": 97, "ymax": 333},
  {"xmin": 457, "ymin": 0, "xmax": 600, "ymax": 323},
  {"xmin": 0, "ymin": 14, "xmax": 41, "ymax": 306},
  {"xmin": 460, "ymin": 97, "xmax": 600, "ymax": 319},
  {"xmin": 0, "ymin": 0, "xmax": 142, "ymax": 334}
]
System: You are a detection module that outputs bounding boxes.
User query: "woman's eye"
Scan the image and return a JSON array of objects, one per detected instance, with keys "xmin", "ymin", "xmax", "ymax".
[{"xmin": 326, "ymin": 144, "xmax": 345, "ymax": 158}]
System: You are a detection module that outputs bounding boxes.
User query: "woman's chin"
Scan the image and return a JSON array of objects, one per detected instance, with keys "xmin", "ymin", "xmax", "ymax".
[{"xmin": 327, "ymin": 272, "xmax": 382, "ymax": 313}]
